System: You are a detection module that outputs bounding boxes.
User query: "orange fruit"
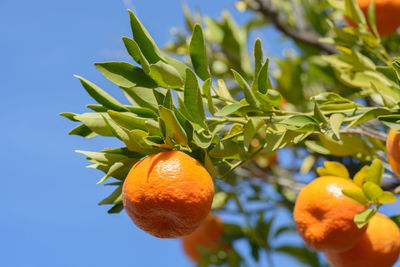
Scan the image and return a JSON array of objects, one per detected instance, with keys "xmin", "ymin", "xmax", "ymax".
[
  {"xmin": 348, "ymin": 0, "xmax": 400, "ymax": 35},
  {"xmin": 122, "ymin": 150, "xmax": 214, "ymax": 238},
  {"xmin": 294, "ymin": 176, "xmax": 367, "ymax": 252},
  {"xmin": 181, "ymin": 214, "xmax": 226, "ymax": 262},
  {"xmin": 325, "ymin": 213, "xmax": 400, "ymax": 267},
  {"xmin": 386, "ymin": 128, "xmax": 400, "ymax": 176}
]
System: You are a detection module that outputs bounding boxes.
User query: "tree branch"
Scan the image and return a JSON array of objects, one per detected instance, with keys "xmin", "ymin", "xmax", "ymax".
[{"xmin": 245, "ymin": 0, "xmax": 337, "ymax": 54}]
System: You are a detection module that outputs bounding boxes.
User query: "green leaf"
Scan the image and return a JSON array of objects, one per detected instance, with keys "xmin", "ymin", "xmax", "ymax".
[
  {"xmin": 74, "ymin": 75, "xmax": 125, "ymax": 111},
  {"xmin": 232, "ymin": 69, "xmax": 258, "ymax": 107},
  {"xmin": 257, "ymin": 58, "xmax": 273, "ymax": 94},
  {"xmin": 68, "ymin": 124, "xmax": 97, "ymax": 138},
  {"xmin": 391, "ymin": 215, "xmax": 400, "ymax": 229},
  {"xmin": 347, "ymin": 108, "xmax": 391, "ymax": 128},
  {"xmin": 211, "ymin": 192, "xmax": 230, "ymax": 210},
  {"xmin": 122, "ymin": 87, "xmax": 158, "ymax": 111},
  {"xmin": 86, "ymin": 104, "xmax": 108, "ymax": 112},
  {"xmin": 364, "ymin": 159, "xmax": 383, "ymax": 186},
  {"xmin": 107, "ymin": 110, "xmax": 147, "ymax": 131},
  {"xmin": 125, "ymin": 129, "xmax": 161, "ymax": 154},
  {"xmin": 158, "ymin": 106, "xmax": 188, "ymax": 146},
  {"xmin": 189, "ymin": 24, "xmax": 210, "ymax": 81},
  {"xmin": 342, "ymin": 188, "xmax": 369, "ymax": 206},
  {"xmin": 98, "ymin": 186, "xmax": 123, "ymax": 205},
  {"xmin": 256, "ymin": 89, "xmax": 282, "ymax": 109},
  {"xmin": 378, "ymin": 115, "xmax": 400, "ymax": 129},
  {"xmin": 345, "ymin": 0, "xmax": 366, "ymax": 25},
  {"xmin": 184, "ymin": 68, "xmax": 207, "ymax": 128},
  {"xmin": 124, "ymin": 106, "xmax": 158, "ymax": 119},
  {"xmin": 253, "ymin": 38, "xmax": 263, "ymax": 78},
  {"xmin": 97, "ymin": 158, "xmax": 137, "ymax": 184},
  {"xmin": 313, "ymin": 103, "xmax": 328, "ymax": 125},
  {"xmin": 214, "ymin": 103, "xmax": 244, "ymax": 116},
  {"xmin": 353, "ymin": 165, "xmax": 368, "ymax": 187},
  {"xmin": 149, "ymin": 61, "xmax": 184, "ymax": 88},
  {"xmin": 75, "ymin": 150, "xmax": 128, "ymax": 165},
  {"xmin": 204, "ymin": 151, "xmax": 219, "ymax": 178},
  {"xmin": 60, "ymin": 112, "xmax": 79, "ymax": 122},
  {"xmin": 362, "ymin": 181, "xmax": 383, "ymax": 201},
  {"xmin": 275, "ymin": 246, "xmax": 321, "ymax": 267},
  {"xmin": 202, "ymin": 78, "xmax": 216, "ymax": 115},
  {"xmin": 354, "ymin": 208, "xmax": 375, "ymax": 228},
  {"xmin": 243, "ymin": 118, "xmax": 265, "ymax": 149},
  {"xmin": 94, "ymin": 62, "xmax": 157, "ymax": 88},
  {"xmin": 367, "ymin": 0, "xmax": 379, "ymax": 37},
  {"xmin": 128, "ymin": 10, "xmax": 163, "ymax": 64},
  {"xmin": 107, "ymin": 204, "xmax": 124, "ymax": 214},
  {"xmin": 378, "ymin": 191, "xmax": 397, "ymax": 204},
  {"xmin": 122, "ymin": 36, "xmax": 141, "ymax": 64},
  {"xmin": 74, "ymin": 113, "xmax": 114, "ymax": 136},
  {"xmin": 317, "ymin": 161, "xmax": 350, "ymax": 178},
  {"xmin": 330, "ymin": 113, "xmax": 345, "ymax": 140},
  {"xmin": 281, "ymin": 115, "xmax": 320, "ymax": 132},
  {"xmin": 209, "ymin": 139, "xmax": 240, "ymax": 158}
]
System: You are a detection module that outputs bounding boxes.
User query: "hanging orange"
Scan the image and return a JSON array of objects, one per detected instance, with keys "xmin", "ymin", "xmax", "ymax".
[{"xmin": 122, "ymin": 151, "xmax": 215, "ymax": 238}]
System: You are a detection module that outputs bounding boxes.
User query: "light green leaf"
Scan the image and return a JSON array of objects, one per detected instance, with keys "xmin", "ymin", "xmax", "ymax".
[
  {"xmin": 354, "ymin": 166, "xmax": 368, "ymax": 187},
  {"xmin": 317, "ymin": 161, "xmax": 350, "ymax": 178},
  {"xmin": 378, "ymin": 192, "xmax": 397, "ymax": 204},
  {"xmin": 75, "ymin": 150, "xmax": 128, "ymax": 165},
  {"xmin": 122, "ymin": 36, "xmax": 141, "ymax": 64},
  {"xmin": 202, "ymin": 78, "xmax": 216, "ymax": 115},
  {"xmin": 364, "ymin": 159, "xmax": 383, "ymax": 186},
  {"xmin": 149, "ymin": 61, "xmax": 184, "ymax": 88},
  {"xmin": 342, "ymin": 188, "xmax": 369, "ymax": 206},
  {"xmin": 330, "ymin": 113, "xmax": 345, "ymax": 140},
  {"xmin": 75, "ymin": 75, "xmax": 126, "ymax": 111},
  {"xmin": 122, "ymin": 87, "xmax": 158, "ymax": 111},
  {"xmin": 313, "ymin": 102, "xmax": 328, "ymax": 125},
  {"xmin": 257, "ymin": 58, "xmax": 273, "ymax": 94},
  {"xmin": 184, "ymin": 68, "xmax": 207, "ymax": 128},
  {"xmin": 74, "ymin": 113, "xmax": 114, "ymax": 136},
  {"xmin": 281, "ymin": 115, "xmax": 320, "ymax": 132},
  {"xmin": 232, "ymin": 69, "xmax": 258, "ymax": 107},
  {"xmin": 243, "ymin": 118, "xmax": 265, "ymax": 149},
  {"xmin": 214, "ymin": 103, "xmax": 244, "ymax": 116},
  {"xmin": 189, "ymin": 24, "xmax": 210, "ymax": 81},
  {"xmin": 347, "ymin": 108, "xmax": 391, "ymax": 128},
  {"xmin": 128, "ymin": 10, "xmax": 163, "ymax": 64},
  {"xmin": 94, "ymin": 62, "xmax": 157, "ymax": 88},
  {"xmin": 253, "ymin": 38, "xmax": 263, "ymax": 78},
  {"xmin": 354, "ymin": 208, "xmax": 375, "ymax": 228},
  {"xmin": 363, "ymin": 181, "xmax": 383, "ymax": 201},
  {"xmin": 209, "ymin": 139, "xmax": 240, "ymax": 158},
  {"xmin": 158, "ymin": 106, "xmax": 188, "ymax": 146},
  {"xmin": 125, "ymin": 129, "xmax": 161, "ymax": 154},
  {"xmin": 107, "ymin": 110, "xmax": 147, "ymax": 131}
]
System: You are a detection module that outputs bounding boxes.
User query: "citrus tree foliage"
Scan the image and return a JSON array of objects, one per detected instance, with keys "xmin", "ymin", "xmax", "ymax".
[{"xmin": 62, "ymin": 0, "xmax": 400, "ymax": 266}]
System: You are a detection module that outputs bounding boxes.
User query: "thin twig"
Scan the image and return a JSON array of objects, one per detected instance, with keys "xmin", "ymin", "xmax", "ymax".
[{"xmin": 245, "ymin": 0, "xmax": 337, "ymax": 54}]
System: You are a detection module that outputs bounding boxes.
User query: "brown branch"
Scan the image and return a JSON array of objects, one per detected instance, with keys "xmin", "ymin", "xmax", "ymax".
[{"xmin": 245, "ymin": 0, "xmax": 337, "ymax": 54}]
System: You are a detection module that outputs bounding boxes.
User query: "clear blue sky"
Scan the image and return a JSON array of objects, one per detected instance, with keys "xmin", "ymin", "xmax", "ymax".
[{"xmin": 1, "ymin": 0, "xmax": 400, "ymax": 266}]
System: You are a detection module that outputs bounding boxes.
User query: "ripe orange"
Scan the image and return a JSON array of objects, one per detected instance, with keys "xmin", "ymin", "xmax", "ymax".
[
  {"xmin": 294, "ymin": 176, "xmax": 367, "ymax": 252},
  {"xmin": 181, "ymin": 214, "xmax": 225, "ymax": 262},
  {"xmin": 122, "ymin": 150, "xmax": 214, "ymax": 238},
  {"xmin": 386, "ymin": 128, "xmax": 400, "ymax": 176},
  {"xmin": 349, "ymin": 0, "xmax": 400, "ymax": 35},
  {"xmin": 325, "ymin": 213, "xmax": 400, "ymax": 267}
]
